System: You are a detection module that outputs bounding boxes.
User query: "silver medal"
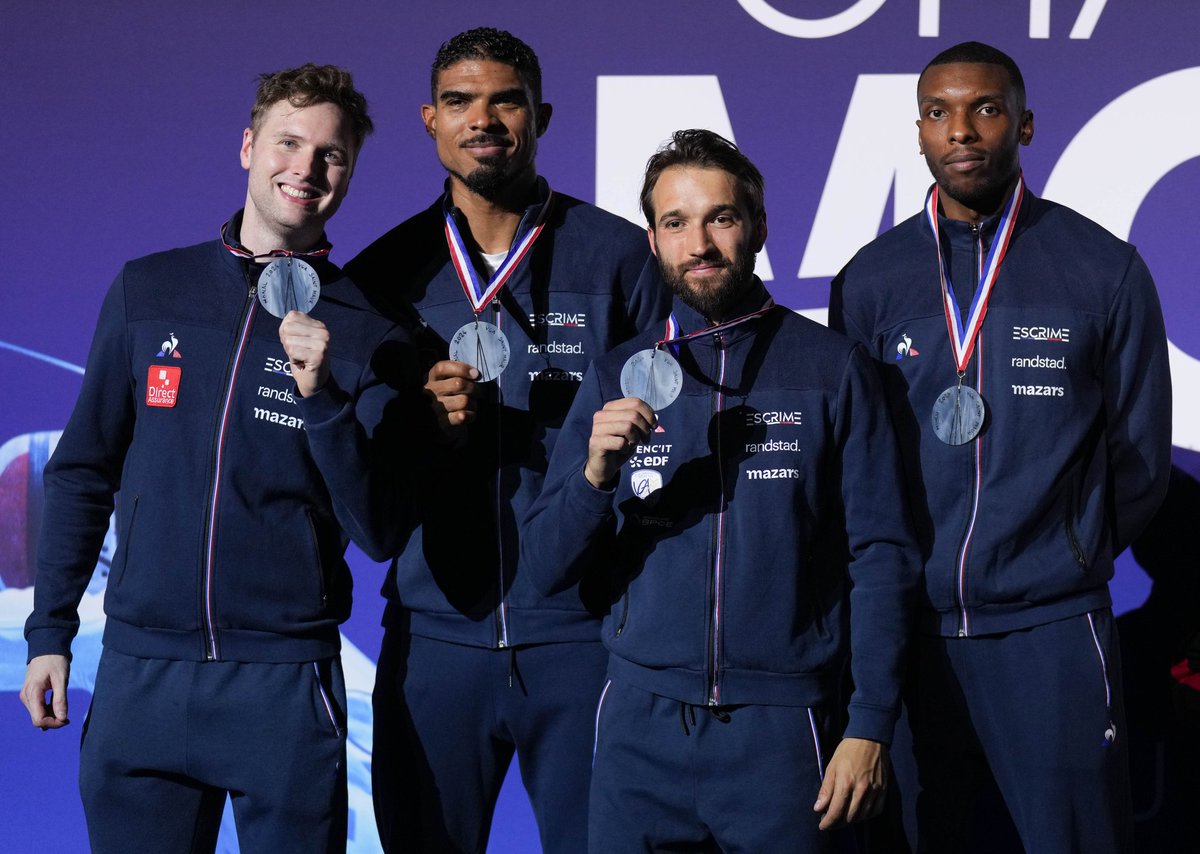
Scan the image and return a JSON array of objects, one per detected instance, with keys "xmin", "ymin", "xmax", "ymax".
[
  {"xmin": 931, "ymin": 384, "xmax": 986, "ymax": 445},
  {"xmin": 620, "ymin": 348, "xmax": 683, "ymax": 411},
  {"xmin": 450, "ymin": 321, "xmax": 510, "ymax": 382},
  {"xmin": 257, "ymin": 257, "xmax": 320, "ymax": 318}
]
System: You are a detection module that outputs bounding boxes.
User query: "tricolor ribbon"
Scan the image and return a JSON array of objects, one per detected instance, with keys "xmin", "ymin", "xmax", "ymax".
[
  {"xmin": 924, "ymin": 175, "xmax": 1024, "ymax": 374},
  {"xmin": 444, "ymin": 192, "xmax": 555, "ymax": 315},
  {"xmin": 220, "ymin": 221, "xmax": 332, "ymax": 262},
  {"xmin": 657, "ymin": 298, "xmax": 776, "ymax": 351}
]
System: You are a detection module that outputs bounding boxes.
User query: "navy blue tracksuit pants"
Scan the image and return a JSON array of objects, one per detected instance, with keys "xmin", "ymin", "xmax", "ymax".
[
  {"xmin": 79, "ymin": 648, "xmax": 348, "ymax": 854},
  {"xmin": 590, "ymin": 677, "xmax": 848, "ymax": 853},
  {"xmin": 908, "ymin": 609, "xmax": 1133, "ymax": 853},
  {"xmin": 372, "ymin": 632, "xmax": 608, "ymax": 853}
]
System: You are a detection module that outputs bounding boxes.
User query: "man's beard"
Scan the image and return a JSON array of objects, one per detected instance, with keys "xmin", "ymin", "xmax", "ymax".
[
  {"xmin": 451, "ymin": 157, "xmax": 512, "ymax": 200},
  {"xmin": 660, "ymin": 244, "xmax": 757, "ymax": 321}
]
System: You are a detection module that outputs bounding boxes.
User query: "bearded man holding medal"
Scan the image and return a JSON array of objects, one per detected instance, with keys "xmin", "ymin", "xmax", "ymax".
[
  {"xmin": 346, "ymin": 27, "xmax": 670, "ymax": 853},
  {"xmin": 522, "ymin": 129, "xmax": 921, "ymax": 851},
  {"xmin": 830, "ymin": 42, "xmax": 1172, "ymax": 852},
  {"xmin": 20, "ymin": 65, "xmax": 420, "ymax": 852}
]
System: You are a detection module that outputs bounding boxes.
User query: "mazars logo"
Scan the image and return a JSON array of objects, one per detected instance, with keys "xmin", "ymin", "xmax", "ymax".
[
  {"xmin": 529, "ymin": 311, "xmax": 587, "ymax": 328},
  {"xmin": 1012, "ymin": 326, "xmax": 1071, "ymax": 343},
  {"xmin": 746, "ymin": 410, "xmax": 803, "ymax": 426}
]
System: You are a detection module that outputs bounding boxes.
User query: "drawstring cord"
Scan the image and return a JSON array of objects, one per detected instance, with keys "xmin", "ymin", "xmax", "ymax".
[{"xmin": 678, "ymin": 702, "xmax": 732, "ymax": 735}]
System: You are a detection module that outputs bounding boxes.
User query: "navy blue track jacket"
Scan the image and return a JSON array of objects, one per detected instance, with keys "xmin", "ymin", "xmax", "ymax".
[
  {"xmin": 26, "ymin": 216, "xmax": 422, "ymax": 664},
  {"xmin": 347, "ymin": 180, "xmax": 671, "ymax": 649},
  {"xmin": 521, "ymin": 281, "xmax": 921, "ymax": 744},
  {"xmin": 830, "ymin": 189, "xmax": 1172, "ymax": 637}
]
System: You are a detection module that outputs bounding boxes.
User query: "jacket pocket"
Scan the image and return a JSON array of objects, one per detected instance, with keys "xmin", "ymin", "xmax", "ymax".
[
  {"xmin": 109, "ymin": 494, "xmax": 139, "ymax": 588},
  {"xmin": 1063, "ymin": 463, "xmax": 1089, "ymax": 571},
  {"xmin": 614, "ymin": 590, "xmax": 631, "ymax": 637},
  {"xmin": 303, "ymin": 508, "xmax": 328, "ymax": 609}
]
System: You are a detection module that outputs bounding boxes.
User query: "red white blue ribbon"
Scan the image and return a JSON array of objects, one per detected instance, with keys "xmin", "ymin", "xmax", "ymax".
[
  {"xmin": 924, "ymin": 174, "xmax": 1024, "ymax": 373},
  {"xmin": 220, "ymin": 221, "xmax": 331, "ymax": 261},
  {"xmin": 657, "ymin": 298, "xmax": 776, "ymax": 351},
  {"xmin": 444, "ymin": 192, "xmax": 555, "ymax": 315}
]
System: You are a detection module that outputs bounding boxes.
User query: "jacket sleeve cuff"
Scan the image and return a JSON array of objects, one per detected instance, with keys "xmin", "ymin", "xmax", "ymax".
[
  {"xmin": 843, "ymin": 702, "xmax": 898, "ymax": 746},
  {"xmin": 25, "ymin": 629, "xmax": 74, "ymax": 663},
  {"xmin": 564, "ymin": 466, "xmax": 620, "ymax": 516},
  {"xmin": 293, "ymin": 376, "xmax": 351, "ymax": 426}
]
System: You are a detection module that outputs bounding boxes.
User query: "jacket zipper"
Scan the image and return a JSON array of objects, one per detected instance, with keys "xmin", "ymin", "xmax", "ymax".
[
  {"xmin": 1066, "ymin": 515, "xmax": 1087, "ymax": 568},
  {"xmin": 708, "ymin": 333, "xmax": 727, "ymax": 705},
  {"xmin": 304, "ymin": 508, "xmax": 327, "ymax": 607},
  {"xmin": 200, "ymin": 273, "xmax": 258, "ymax": 660},
  {"xmin": 111, "ymin": 494, "xmax": 139, "ymax": 588},
  {"xmin": 955, "ymin": 224, "xmax": 985, "ymax": 637},
  {"xmin": 615, "ymin": 590, "xmax": 630, "ymax": 636},
  {"xmin": 493, "ymin": 300, "xmax": 510, "ymax": 649}
]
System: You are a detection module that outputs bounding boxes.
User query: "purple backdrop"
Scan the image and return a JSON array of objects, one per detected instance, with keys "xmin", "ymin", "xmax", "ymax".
[{"xmin": 3, "ymin": 2, "xmax": 1197, "ymax": 850}]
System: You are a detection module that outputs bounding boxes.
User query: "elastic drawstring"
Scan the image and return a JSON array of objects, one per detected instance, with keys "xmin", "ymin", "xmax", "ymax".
[
  {"xmin": 679, "ymin": 702, "xmax": 731, "ymax": 735},
  {"xmin": 679, "ymin": 702, "xmax": 697, "ymax": 736}
]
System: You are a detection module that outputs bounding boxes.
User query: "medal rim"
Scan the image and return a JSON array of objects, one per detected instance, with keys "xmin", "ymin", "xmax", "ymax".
[
  {"xmin": 257, "ymin": 257, "xmax": 321, "ymax": 318},
  {"xmin": 449, "ymin": 320, "xmax": 511, "ymax": 382},
  {"xmin": 620, "ymin": 348, "xmax": 683, "ymax": 411},
  {"xmin": 931, "ymin": 383, "xmax": 987, "ymax": 445}
]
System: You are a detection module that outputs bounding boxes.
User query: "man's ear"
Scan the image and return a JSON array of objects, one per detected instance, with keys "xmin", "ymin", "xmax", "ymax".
[
  {"xmin": 240, "ymin": 128, "xmax": 254, "ymax": 170},
  {"xmin": 1019, "ymin": 109, "xmax": 1034, "ymax": 146},
  {"xmin": 646, "ymin": 225, "xmax": 658, "ymax": 258},
  {"xmin": 421, "ymin": 104, "xmax": 436, "ymax": 139},
  {"xmin": 536, "ymin": 102, "xmax": 553, "ymax": 137},
  {"xmin": 753, "ymin": 212, "xmax": 768, "ymax": 254}
]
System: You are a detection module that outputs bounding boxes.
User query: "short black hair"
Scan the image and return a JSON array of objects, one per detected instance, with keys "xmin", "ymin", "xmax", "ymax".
[
  {"xmin": 921, "ymin": 41, "xmax": 1026, "ymax": 111},
  {"xmin": 430, "ymin": 27, "xmax": 543, "ymax": 104},
  {"xmin": 640, "ymin": 129, "xmax": 765, "ymax": 226}
]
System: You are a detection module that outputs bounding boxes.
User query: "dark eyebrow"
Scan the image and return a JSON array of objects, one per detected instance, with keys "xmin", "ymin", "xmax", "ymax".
[
  {"xmin": 971, "ymin": 93, "xmax": 1007, "ymax": 107},
  {"xmin": 489, "ymin": 88, "xmax": 529, "ymax": 104},
  {"xmin": 657, "ymin": 204, "xmax": 739, "ymax": 226},
  {"xmin": 438, "ymin": 88, "xmax": 529, "ymax": 105},
  {"xmin": 919, "ymin": 92, "xmax": 1007, "ymax": 107}
]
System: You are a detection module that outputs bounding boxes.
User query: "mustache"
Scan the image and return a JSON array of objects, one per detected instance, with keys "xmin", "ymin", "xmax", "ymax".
[
  {"xmin": 461, "ymin": 134, "xmax": 512, "ymax": 148},
  {"xmin": 682, "ymin": 255, "xmax": 730, "ymax": 271}
]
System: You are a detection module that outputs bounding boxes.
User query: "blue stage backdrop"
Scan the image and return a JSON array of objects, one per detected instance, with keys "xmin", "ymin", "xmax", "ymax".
[{"xmin": 2, "ymin": 2, "xmax": 1197, "ymax": 851}]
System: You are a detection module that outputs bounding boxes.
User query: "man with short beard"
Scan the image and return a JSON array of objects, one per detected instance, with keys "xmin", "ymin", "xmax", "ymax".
[
  {"xmin": 522, "ymin": 129, "xmax": 920, "ymax": 851},
  {"xmin": 830, "ymin": 41, "xmax": 1171, "ymax": 852},
  {"xmin": 347, "ymin": 27, "xmax": 669, "ymax": 853}
]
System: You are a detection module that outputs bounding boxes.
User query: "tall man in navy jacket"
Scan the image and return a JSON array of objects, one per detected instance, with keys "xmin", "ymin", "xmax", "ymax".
[
  {"xmin": 347, "ymin": 28, "xmax": 669, "ymax": 853},
  {"xmin": 20, "ymin": 65, "xmax": 417, "ymax": 852},
  {"xmin": 523, "ymin": 129, "xmax": 921, "ymax": 850},
  {"xmin": 830, "ymin": 42, "xmax": 1172, "ymax": 852}
]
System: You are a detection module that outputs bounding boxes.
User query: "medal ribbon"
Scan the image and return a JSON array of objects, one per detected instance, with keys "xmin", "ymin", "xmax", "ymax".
[
  {"xmin": 924, "ymin": 174, "xmax": 1024, "ymax": 373},
  {"xmin": 444, "ymin": 192, "xmax": 555, "ymax": 315},
  {"xmin": 656, "ymin": 298, "xmax": 775, "ymax": 351},
  {"xmin": 220, "ymin": 221, "xmax": 332, "ymax": 262}
]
